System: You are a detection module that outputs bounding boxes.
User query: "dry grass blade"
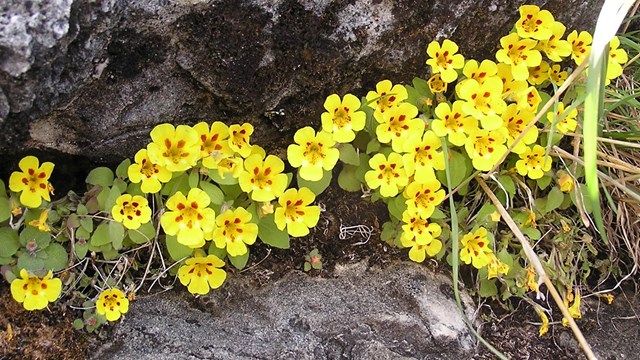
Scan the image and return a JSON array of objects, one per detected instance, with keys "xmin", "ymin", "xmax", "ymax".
[{"xmin": 476, "ymin": 176, "xmax": 597, "ymax": 360}]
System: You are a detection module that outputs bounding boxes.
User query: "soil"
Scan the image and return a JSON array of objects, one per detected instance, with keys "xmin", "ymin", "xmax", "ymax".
[{"xmin": 1, "ymin": 180, "xmax": 639, "ymax": 359}]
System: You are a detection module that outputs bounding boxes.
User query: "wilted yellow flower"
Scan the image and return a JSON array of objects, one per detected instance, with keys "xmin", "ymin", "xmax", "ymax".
[
  {"xmin": 28, "ymin": 209, "xmax": 51, "ymax": 232},
  {"xmin": 557, "ymin": 171, "xmax": 574, "ymax": 192},
  {"xmin": 535, "ymin": 307, "xmax": 550, "ymax": 336}
]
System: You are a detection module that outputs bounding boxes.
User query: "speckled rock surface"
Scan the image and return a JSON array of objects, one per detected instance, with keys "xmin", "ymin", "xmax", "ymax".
[
  {"xmin": 92, "ymin": 261, "xmax": 477, "ymax": 360},
  {"xmin": 1, "ymin": 0, "xmax": 603, "ymax": 164}
]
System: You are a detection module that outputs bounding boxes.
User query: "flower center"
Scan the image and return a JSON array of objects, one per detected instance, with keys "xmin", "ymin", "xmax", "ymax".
[{"xmin": 333, "ymin": 107, "xmax": 351, "ymax": 127}]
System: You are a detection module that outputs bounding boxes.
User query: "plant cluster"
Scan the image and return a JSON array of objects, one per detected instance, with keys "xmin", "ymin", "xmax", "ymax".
[{"xmin": 0, "ymin": 4, "xmax": 632, "ymax": 342}]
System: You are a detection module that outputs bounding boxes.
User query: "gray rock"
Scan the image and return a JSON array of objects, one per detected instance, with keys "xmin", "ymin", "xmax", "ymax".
[
  {"xmin": 93, "ymin": 261, "xmax": 477, "ymax": 360},
  {"xmin": 0, "ymin": 0, "xmax": 604, "ymax": 161}
]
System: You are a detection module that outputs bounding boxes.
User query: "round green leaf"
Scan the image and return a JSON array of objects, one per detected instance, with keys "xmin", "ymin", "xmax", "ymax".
[
  {"xmin": 20, "ymin": 226, "xmax": 51, "ymax": 249},
  {"xmin": 200, "ymin": 181, "xmax": 225, "ymax": 205},
  {"xmin": 0, "ymin": 197, "xmax": 10, "ymax": 222},
  {"xmin": 0, "ymin": 227, "xmax": 20, "ymax": 257},
  {"xmin": 86, "ymin": 167, "xmax": 115, "ymax": 187},
  {"xmin": 338, "ymin": 165, "xmax": 361, "ymax": 192},
  {"xmin": 17, "ymin": 252, "xmax": 44, "ymax": 272},
  {"xmin": 258, "ymin": 214, "xmax": 290, "ymax": 249},
  {"xmin": 109, "ymin": 221, "xmax": 125, "ymax": 250},
  {"xmin": 43, "ymin": 243, "xmax": 68, "ymax": 271},
  {"xmin": 297, "ymin": 171, "xmax": 331, "ymax": 196},
  {"xmin": 90, "ymin": 223, "xmax": 111, "ymax": 247},
  {"xmin": 75, "ymin": 239, "xmax": 89, "ymax": 259},
  {"xmin": 128, "ymin": 221, "xmax": 155, "ymax": 244},
  {"xmin": 165, "ymin": 234, "xmax": 193, "ymax": 262},
  {"xmin": 116, "ymin": 158, "xmax": 132, "ymax": 179},
  {"xmin": 229, "ymin": 250, "xmax": 249, "ymax": 270},
  {"xmin": 339, "ymin": 143, "xmax": 360, "ymax": 166}
]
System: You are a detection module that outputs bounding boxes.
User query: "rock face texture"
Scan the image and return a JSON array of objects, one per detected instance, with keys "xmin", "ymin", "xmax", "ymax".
[
  {"xmin": 93, "ymin": 261, "xmax": 476, "ymax": 360},
  {"xmin": 1, "ymin": 0, "xmax": 603, "ymax": 163}
]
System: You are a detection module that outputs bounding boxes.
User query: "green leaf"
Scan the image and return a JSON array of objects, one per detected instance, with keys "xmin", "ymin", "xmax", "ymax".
[
  {"xmin": 479, "ymin": 278, "xmax": 498, "ymax": 298},
  {"xmin": 80, "ymin": 217, "xmax": 93, "ymax": 233},
  {"xmin": 208, "ymin": 242, "xmax": 227, "ymax": 260},
  {"xmin": 109, "ymin": 221, "xmax": 125, "ymax": 250},
  {"xmin": 229, "ymin": 250, "xmax": 249, "ymax": 270},
  {"xmin": 90, "ymin": 223, "xmax": 111, "ymax": 247},
  {"xmin": 165, "ymin": 234, "xmax": 193, "ymax": 262},
  {"xmin": 72, "ymin": 319, "xmax": 85, "ymax": 330},
  {"xmin": 116, "ymin": 158, "xmax": 132, "ymax": 179},
  {"xmin": 188, "ymin": 170, "xmax": 200, "ymax": 189},
  {"xmin": 0, "ymin": 227, "xmax": 20, "ymax": 257},
  {"xmin": 545, "ymin": 186, "xmax": 564, "ymax": 213},
  {"xmin": 437, "ymin": 150, "xmax": 469, "ymax": 189},
  {"xmin": 220, "ymin": 183, "xmax": 243, "ymax": 200},
  {"xmin": 86, "ymin": 167, "xmax": 115, "ymax": 187},
  {"xmin": 297, "ymin": 171, "xmax": 332, "ymax": 196},
  {"xmin": 208, "ymin": 170, "xmax": 239, "ymax": 186},
  {"xmin": 497, "ymin": 175, "xmax": 516, "ymax": 197},
  {"xmin": 338, "ymin": 165, "xmax": 361, "ymax": 192},
  {"xmin": 104, "ymin": 186, "xmax": 122, "ymax": 214},
  {"xmin": 43, "ymin": 243, "xmax": 68, "ymax": 271},
  {"xmin": 75, "ymin": 239, "xmax": 89, "ymax": 259},
  {"xmin": 258, "ymin": 214, "xmax": 290, "ymax": 249},
  {"xmin": 0, "ymin": 179, "xmax": 6, "ymax": 198},
  {"xmin": 387, "ymin": 195, "xmax": 407, "ymax": 222},
  {"xmin": 17, "ymin": 253, "xmax": 44, "ymax": 272},
  {"xmin": 430, "ymin": 207, "xmax": 446, "ymax": 220},
  {"xmin": 200, "ymin": 181, "xmax": 225, "ymax": 205},
  {"xmin": 536, "ymin": 174, "xmax": 552, "ymax": 190},
  {"xmin": 128, "ymin": 222, "xmax": 155, "ymax": 244},
  {"xmin": 0, "ymin": 196, "xmax": 10, "ymax": 222},
  {"xmin": 366, "ymin": 138, "xmax": 381, "ymax": 154},
  {"xmin": 339, "ymin": 143, "xmax": 360, "ymax": 166},
  {"xmin": 20, "ymin": 226, "xmax": 51, "ymax": 249},
  {"xmin": 76, "ymin": 204, "xmax": 89, "ymax": 216},
  {"xmin": 161, "ymin": 172, "xmax": 190, "ymax": 196},
  {"xmin": 522, "ymin": 227, "xmax": 541, "ymax": 240},
  {"xmin": 304, "ymin": 262, "xmax": 312, "ymax": 271},
  {"xmin": 113, "ymin": 178, "xmax": 128, "ymax": 193}
]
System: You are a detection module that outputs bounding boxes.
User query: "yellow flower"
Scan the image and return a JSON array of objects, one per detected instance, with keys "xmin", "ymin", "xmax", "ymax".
[
  {"xmin": 211, "ymin": 207, "xmax": 258, "ymax": 257},
  {"xmin": 535, "ymin": 307, "xmax": 550, "ymax": 336},
  {"xmin": 496, "ymin": 62, "xmax": 528, "ymax": 102},
  {"xmin": 111, "ymin": 194, "xmax": 152, "ymax": 230},
  {"xmin": 193, "ymin": 121, "xmax": 233, "ymax": 169},
  {"xmin": 460, "ymin": 227, "xmax": 493, "ymax": 269},
  {"xmin": 11, "ymin": 269, "xmax": 62, "ymax": 311},
  {"xmin": 96, "ymin": 288, "xmax": 129, "ymax": 321},
  {"xmin": 502, "ymin": 103, "xmax": 538, "ymax": 154},
  {"xmin": 426, "ymin": 39, "xmax": 465, "ymax": 83},
  {"xmin": 606, "ymin": 36, "xmax": 628, "ymax": 84},
  {"xmin": 431, "ymin": 101, "xmax": 478, "ymax": 147},
  {"xmin": 400, "ymin": 209, "xmax": 443, "ymax": 263},
  {"xmin": 160, "ymin": 188, "xmax": 216, "ymax": 248},
  {"xmin": 457, "ymin": 77, "xmax": 506, "ymax": 130},
  {"xmin": 557, "ymin": 171, "xmax": 574, "ymax": 192},
  {"xmin": 562, "ymin": 290, "xmax": 582, "ymax": 326},
  {"xmin": 287, "ymin": 127, "xmax": 340, "ymax": 182},
  {"xmin": 496, "ymin": 33, "xmax": 542, "ymax": 81},
  {"xmin": 536, "ymin": 21, "xmax": 572, "ymax": 62},
  {"xmin": 516, "ymin": 145, "xmax": 552, "ymax": 180},
  {"xmin": 214, "ymin": 155, "xmax": 244, "ymax": 180},
  {"xmin": 464, "ymin": 129, "xmax": 508, "ymax": 172},
  {"xmin": 487, "ymin": 254, "xmax": 509, "ymax": 279},
  {"xmin": 128, "ymin": 149, "xmax": 172, "ymax": 194},
  {"xmin": 28, "ymin": 209, "xmax": 51, "ymax": 232},
  {"xmin": 526, "ymin": 267, "xmax": 538, "ymax": 292},
  {"xmin": 548, "ymin": 64, "xmax": 568, "ymax": 86},
  {"xmin": 147, "ymin": 123, "xmax": 200, "ymax": 172},
  {"xmin": 490, "ymin": 211, "xmax": 501, "ymax": 222},
  {"xmin": 239, "ymin": 154, "xmax": 288, "ymax": 202},
  {"xmin": 177, "ymin": 254, "xmax": 227, "ymax": 295},
  {"xmin": 9, "ymin": 156, "xmax": 55, "ymax": 208},
  {"xmin": 366, "ymin": 80, "xmax": 408, "ymax": 121},
  {"xmin": 567, "ymin": 30, "xmax": 592, "ymax": 65},
  {"xmin": 376, "ymin": 102, "xmax": 424, "ymax": 152},
  {"xmin": 528, "ymin": 60, "xmax": 550, "ymax": 85},
  {"xmin": 321, "ymin": 94, "xmax": 366, "ymax": 143},
  {"xmin": 364, "ymin": 152, "xmax": 409, "ymax": 198},
  {"xmin": 274, "ymin": 187, "xmax": 321, "ymax": 237},
  {"xmin": 403, "ymin": 178, "xmax": 445, "ymax": 219},
  {"xmin": 402, "ymin": 130, "xmax": 445, "ymax": 179},
  {"xmin": 228, "ymin": 123, "xmax": 254, "ymax": 158},
  {"xmin": 515, "ymin": 86, "xmax": 542, "ymax": 113},
  {"xmin": 515, "ymin": 5, "xmax": 555, "ymax": 40},
  {"xmin": 427, "ymin": 73, "xmax": 447, "ymax": 93},
  {"xmin": 461, "ymin": 59, "xmax": 498, "ymax": 85}
]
